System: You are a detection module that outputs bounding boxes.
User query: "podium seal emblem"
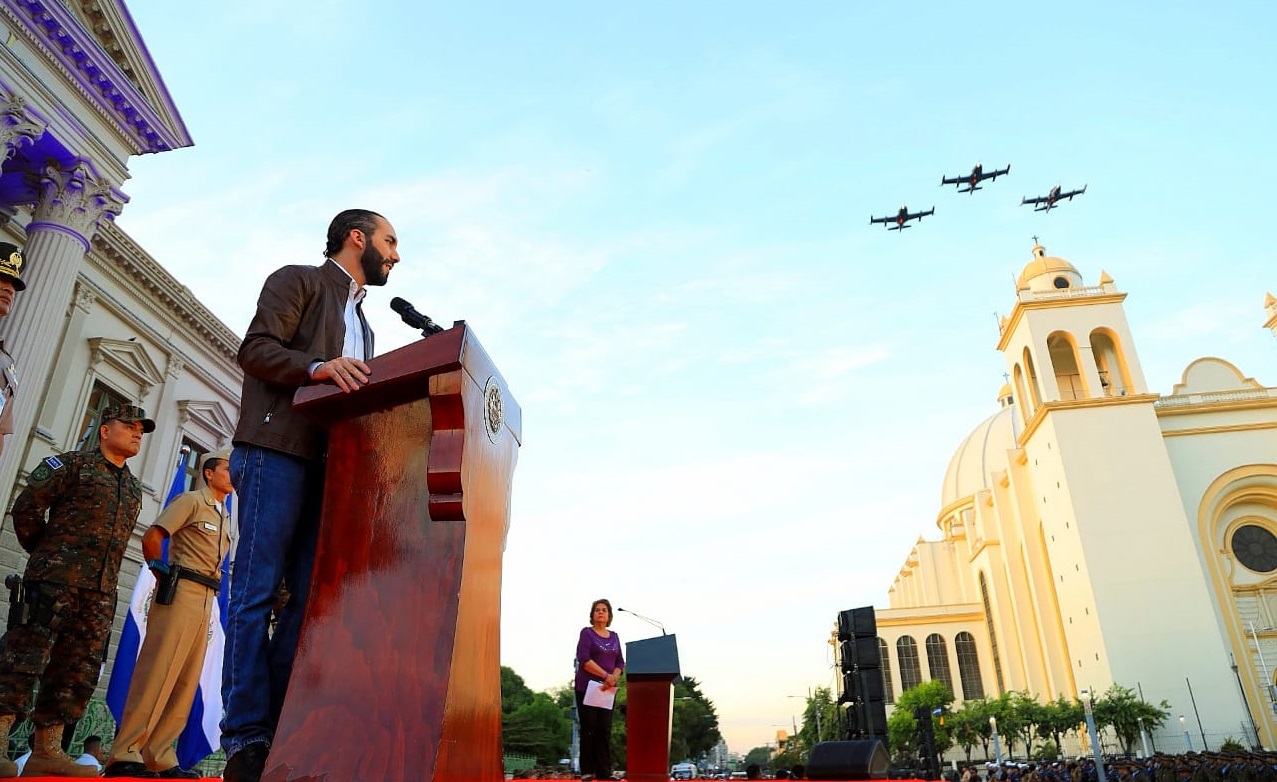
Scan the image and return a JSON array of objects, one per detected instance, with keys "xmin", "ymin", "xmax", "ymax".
[{"xmin": 483, "ymin": 376, "xmax": 503, "ymax": 443}]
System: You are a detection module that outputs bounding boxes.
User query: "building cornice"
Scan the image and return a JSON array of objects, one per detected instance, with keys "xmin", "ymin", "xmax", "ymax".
[
  {"xmin": 0, "ymin": 0, "xmax": 191, "ymax": 153},
  {"xmin": 997, "ymin": 292, "xmax": 1128, "ymax": 351},
  {"xmin": 1016, "ymin": 393, "xmax": 1160, "ymax": 446},
  {"xmin": 935, "ymin": 495, "xmax": 974, "ymax": 531},
  {"xmin": 1161, "ymin": 420, "xmax": 1277, "ymax": 438},
  {"xmin": 1155, "ymin": 391, "xmax": 1277, "ymax": 417},
  {"xmin": 875, "ymin": 607, "xmax": 984, "ymax": 626},
  {"xmin": 90, "ymin": 221, "xmax": 240, "ymax": 364}
]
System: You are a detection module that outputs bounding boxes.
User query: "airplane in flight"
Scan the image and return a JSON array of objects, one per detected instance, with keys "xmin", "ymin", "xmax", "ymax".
[
  {"xmin": 870, "ymin": 205, "xmax": 935, "ymax": 231},
  {"xmin": 1021, "ymin": 184, "xmax": 1087, "ymax": 212},
  {"xmin": 940, "ymin": 162, "xmax": 1010, "ymax": 194}
]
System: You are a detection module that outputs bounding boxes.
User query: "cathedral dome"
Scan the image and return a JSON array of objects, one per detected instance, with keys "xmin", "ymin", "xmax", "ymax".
[
  {"xmin": 940, "ymin": 392, "xmax": 1017, "ymax": 509},
  {"xmin": 1017, "ymin": 243, "xmax": 1082, "ymax": 292}
]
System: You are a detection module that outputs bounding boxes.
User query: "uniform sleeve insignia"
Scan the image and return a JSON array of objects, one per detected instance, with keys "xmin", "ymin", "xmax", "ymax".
[{"xmin": 29, "ymin": 455, "xmax": 65, "ymax": 483}]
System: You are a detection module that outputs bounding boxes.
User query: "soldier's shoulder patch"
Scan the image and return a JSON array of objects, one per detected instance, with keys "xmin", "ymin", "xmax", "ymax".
[{"xmin": 29, "ymin": 455, "xmax": 66, "ymax": 483}]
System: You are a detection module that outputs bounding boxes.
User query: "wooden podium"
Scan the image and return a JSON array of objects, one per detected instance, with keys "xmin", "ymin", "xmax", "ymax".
[
  {"xmin": 261, "ymin": 323, "xmax": 521, "ymax": 782},
  {"xmin": 625, "ymin": 634, "xmax": 680, "ymax": 782}
]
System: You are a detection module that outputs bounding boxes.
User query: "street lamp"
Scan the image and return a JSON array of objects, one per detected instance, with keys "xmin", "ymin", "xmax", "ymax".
[
  {"xmin": 1179, "ymin": 715, "xmax": 1193, "ymax": 752},
  {"xmin": 1137, "ymin": 717, "xmax": 1150, "ymax": 759},
  {"xmin": 989, "ymin": 716, "xmax": 1002, "ymax": 764},
  {"xmin": 1079, "ymin": 689, "xmax": 1105, "ymax": 778}
]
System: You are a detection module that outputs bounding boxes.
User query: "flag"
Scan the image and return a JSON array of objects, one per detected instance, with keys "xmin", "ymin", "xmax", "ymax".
[{"xmin": 106, "ymin": 449, "xmax": 231, "ymax": 768}]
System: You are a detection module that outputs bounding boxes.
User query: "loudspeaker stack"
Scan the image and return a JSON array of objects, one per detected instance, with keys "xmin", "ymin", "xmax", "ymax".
[{"xmin": 836, "ymin": 606, "xmax": 889, "ymax": 750}]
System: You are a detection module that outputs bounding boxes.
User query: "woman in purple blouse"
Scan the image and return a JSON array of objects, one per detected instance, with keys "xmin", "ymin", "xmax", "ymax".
[{"xmin": 575, "ymin": 598, "xmax": 624, "ymax": 781}]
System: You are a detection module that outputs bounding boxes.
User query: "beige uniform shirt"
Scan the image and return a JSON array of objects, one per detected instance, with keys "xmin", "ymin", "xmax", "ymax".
[{"xmin": 155, "ymin": 485, "xmax": 230, "ymax": 580}]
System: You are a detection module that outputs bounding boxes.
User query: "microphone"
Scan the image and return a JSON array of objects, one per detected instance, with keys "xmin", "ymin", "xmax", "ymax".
[
  {"xmin": 390, "ymin": 297, "xmax": 444, "ymax": 336},
  {"xmin": 617, "ymin": 606, "xmax": 666, "ymax": 636}
]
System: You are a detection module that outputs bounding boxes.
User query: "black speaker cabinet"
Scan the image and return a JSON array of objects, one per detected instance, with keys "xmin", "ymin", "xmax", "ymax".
[
  {"xmin": 806, "ymin": 739, "xmax": 889, "ymax": 780},
  {"xmin": 837, "ymin": 606, "xmax": 877, "ymax": 640}
]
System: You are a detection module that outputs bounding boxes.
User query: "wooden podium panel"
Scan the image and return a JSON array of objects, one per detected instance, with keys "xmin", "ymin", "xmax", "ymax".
[
  {"xmin": 261, "ymin": 324, "xmax": 521, "ymax": 782},
  {"xmin": 625, "ymin": 635, "xmax": 680, "ymax": 782}
]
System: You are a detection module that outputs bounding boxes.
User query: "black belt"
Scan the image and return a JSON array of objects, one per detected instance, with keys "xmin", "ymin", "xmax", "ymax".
[{"xmin": 174, "ymin": 566, "xmax": 221, "ymax": 593}]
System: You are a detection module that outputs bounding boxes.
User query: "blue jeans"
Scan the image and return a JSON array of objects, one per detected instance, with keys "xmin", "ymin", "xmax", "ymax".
[{"xmin": 220, "ymin": 445, "xmax": 324, "ymax": 757}]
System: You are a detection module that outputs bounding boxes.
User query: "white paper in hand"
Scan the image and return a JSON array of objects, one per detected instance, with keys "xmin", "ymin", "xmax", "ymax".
[{"xmin": 583, "ymin": 680, "xmax": 616, "ymax": 710}]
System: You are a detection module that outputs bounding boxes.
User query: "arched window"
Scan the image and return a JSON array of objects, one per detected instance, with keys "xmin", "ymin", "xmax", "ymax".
[
  {"xmin": 978, "ymin": 572, "xmax": 1005, "ymax": 695},
  {"xmin": 955, "ymin": 632, "xmax": 985, "ymax": 700},
  {"xmin": 925, "ymin": 634, "xmax": 954, "ymax": 696},
  {"xmin": 879, "ymin": 637, "xmax": 895, "ymax": 704},
  {"xmin": 897, "ymin": 636, "xmax": 923, "ymax": 692},
  {"xmin": 1047, "ymin": 331, "xmax": 1086, "ymax": 400},
  {"xmin": 1090, "ymin": 328, "xmax": 1132, "ymax": 397},
  {"xmin": 1022, "ymin": 347, "xmax": 1043, "ymax": 409},
  {"xmin": 1013, "ymin": 363, "xmax": 1032, "ymax": 422}
]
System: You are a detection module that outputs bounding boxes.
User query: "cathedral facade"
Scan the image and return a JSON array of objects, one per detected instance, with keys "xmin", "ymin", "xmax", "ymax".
[{"xmin": 876, "ymin": 244, "xmax": 1277, "ymax": 752}]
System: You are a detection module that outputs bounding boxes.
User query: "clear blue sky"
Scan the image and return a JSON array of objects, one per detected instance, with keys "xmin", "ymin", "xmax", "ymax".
[{"xmin": 117, "ymin": 0, "xmax": 1277, "ymax": 754}]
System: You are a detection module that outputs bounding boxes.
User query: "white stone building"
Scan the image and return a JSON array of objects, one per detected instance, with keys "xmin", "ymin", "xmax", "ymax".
[
  {"xmin": 0, "ymin": 0, "xmax": 241, "ymax": 692},
  {"xmin": 877, "ymin": 243, "xmax": 1277, "ymax": 753}
]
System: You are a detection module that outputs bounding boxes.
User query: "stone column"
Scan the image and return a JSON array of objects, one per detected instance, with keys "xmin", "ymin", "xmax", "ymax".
[
  {"xmin": 33, "ymin": 280, "xmax": 96, "ymax": 440},
  {"xmin": 0, "ymin": 159, "xmax": 125, "ymax": 504}
]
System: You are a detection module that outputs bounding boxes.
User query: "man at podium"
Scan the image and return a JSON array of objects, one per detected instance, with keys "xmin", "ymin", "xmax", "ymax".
[{"xmin": 221, "ymin": 209, "xmax": 402, "ymax": 782}]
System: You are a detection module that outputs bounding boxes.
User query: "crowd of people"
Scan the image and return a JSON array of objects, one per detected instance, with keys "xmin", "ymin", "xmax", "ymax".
[
  {"xmin": 957, "ymin": 752, "xmax": 1277, "ymax": 782},
  {"xmin": 0, "ymin": 208, "xmax": 402, "ymax": 779}
]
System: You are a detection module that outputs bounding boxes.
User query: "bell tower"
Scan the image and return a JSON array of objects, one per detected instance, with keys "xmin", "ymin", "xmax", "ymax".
[
  {"xmin": 997, "ymin": 242, "xmax": 1147, "ymax": 426},
  {"xmin": 994, "ymin": 242, "xmax": 1243, "ymax": 735}
]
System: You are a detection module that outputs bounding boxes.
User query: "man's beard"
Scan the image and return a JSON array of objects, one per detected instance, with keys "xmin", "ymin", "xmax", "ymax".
[{"xmin": 360, "ymin": 244, "xmax": 390, "ymax": 286}]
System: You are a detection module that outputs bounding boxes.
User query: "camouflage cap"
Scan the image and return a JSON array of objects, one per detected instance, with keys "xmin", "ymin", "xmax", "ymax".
[
  {"xmin": 101, "ymin": 404, "xmax": 155, "ymax": 433},
  {"xmin": 0, "ymin": 242, "xmax": 26, "ymax": 291}
]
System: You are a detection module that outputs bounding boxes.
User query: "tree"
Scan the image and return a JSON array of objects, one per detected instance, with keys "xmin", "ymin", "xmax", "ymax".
[
  {"xmin": 1037, "ymin": 696, "xmax": 1083, "ymax": 756},
  {"xmin": 1091, "ymin": 685, "xmax": 1170, "ymax": 757},
  {"xmin": 794, "ymin": 687, "xmax": 840, "ymax": 760},
  {"xmin": 987, "ymin": 693, "xmax": 1030, "ymax": 759},
  {"xmin": 1011, "ymin": 691, "xmax": 1048, "ymax": 757},
  {"xmin": 886, "ymin": 681, "xmax": 956, "ymax": 765},
  {"xmin": 772, "ymin": 737, "xmax": 803, "ymax": 774},
  {"xmin": 504, "ymin": 691, "xmax": 572, "ymax": 765},
  {"xmin": 501, "ymin": 665, "xmax": 535, "ymax": 714},
  {"xmin": 672, "ymin": 677, "xmax": 723, "ymax": 763},
  {"xmin": 743, "ymin": 745, "xmax": 773, "ymax": 770},
  {"xmin": 947, "ymin": 705, "xmax": 985, "ymax": 762}
]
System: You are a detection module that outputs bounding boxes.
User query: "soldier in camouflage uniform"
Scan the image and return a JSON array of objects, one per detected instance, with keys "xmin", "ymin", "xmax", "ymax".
[{"xmin": 0, "ymin": 404, "xmax": 153, "ymax": 778}]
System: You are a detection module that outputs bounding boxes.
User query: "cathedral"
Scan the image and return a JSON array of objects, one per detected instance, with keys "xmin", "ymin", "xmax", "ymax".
[{"xmin": 875, "ymin": 243, "xmax": 1277, "ymax": 752}]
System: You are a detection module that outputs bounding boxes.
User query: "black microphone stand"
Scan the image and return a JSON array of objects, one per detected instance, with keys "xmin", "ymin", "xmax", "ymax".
[{"xmin": 617, "ymin": 607, "xmax": 667, "ymax": 636}]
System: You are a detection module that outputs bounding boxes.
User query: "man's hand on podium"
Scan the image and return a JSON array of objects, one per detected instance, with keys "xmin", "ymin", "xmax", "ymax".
[{"xmin": 311, "ymin": 356, "xmax": 371, "ymax": 393}]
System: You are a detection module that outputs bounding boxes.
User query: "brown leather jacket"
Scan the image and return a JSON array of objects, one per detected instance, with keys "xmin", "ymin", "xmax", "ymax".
[{"xmin": 233, "ymin": 260, "xmax": 373, "ymax": 461}]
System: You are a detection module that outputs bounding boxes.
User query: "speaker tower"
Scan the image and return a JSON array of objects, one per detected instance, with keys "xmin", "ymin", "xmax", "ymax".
[{"xmin": 836, "ymin": 606, "xmax": 888, "ymax": 750}]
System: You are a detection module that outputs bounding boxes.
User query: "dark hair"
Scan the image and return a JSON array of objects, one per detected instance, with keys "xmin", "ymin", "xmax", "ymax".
[
  {"xmin": 590, "ymin": 598, "xmax": 613, "ymax": 626},
  {"xmin": 324, "ymin": 209, "xmax": 384, "ymax": 257},
  {"xmin": 745, "ymin": 763, "xmax": 763, "ymax": 780},
  {"xmin": 82, "ymin": 735, "xmax": 102, "ymax": 752},
  {"xmin": 202, "ymin": 457, "xmax": 227, "ymax": 486}
]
